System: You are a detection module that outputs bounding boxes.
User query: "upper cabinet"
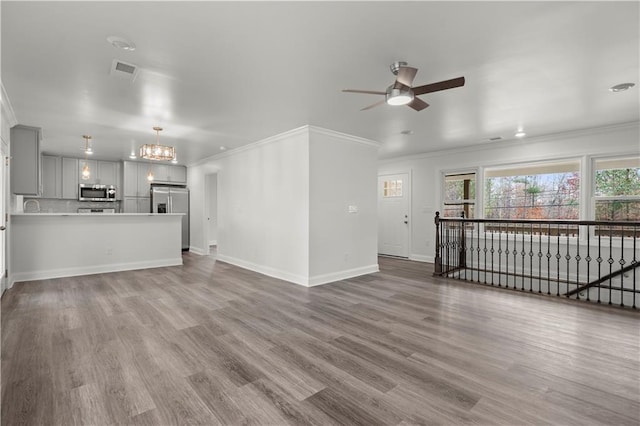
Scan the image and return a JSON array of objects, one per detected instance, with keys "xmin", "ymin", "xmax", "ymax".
[
  {"xmin": 123, "ymin": 160, "xmax": 187, "ymax": 198},
  {"xmin": 10, "ymin": 125, "xmax": 41, "ymax": 195},
  {"xmin": 77, "ymin": 159, "xmax": 119, "ymax": 187},
  {"xmin": 61, "ymin": 157, "xmax": 79, "ymax": 199},
  {"xmin": 42, "ymin": 155, "xmax": 62, "ymax": 199}
]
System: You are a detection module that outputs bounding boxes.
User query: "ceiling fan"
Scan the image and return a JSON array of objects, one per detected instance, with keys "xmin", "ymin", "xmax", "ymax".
[{"xmin": 342, "ymin": 61, "xmax": 465, "ymax": 111}]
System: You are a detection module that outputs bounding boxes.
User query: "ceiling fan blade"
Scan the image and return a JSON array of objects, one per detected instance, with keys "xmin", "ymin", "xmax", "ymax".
[
  {"xmin": 413, "ymin": 76, "xmax": 465, "ymax": 96},
  {"xmin": 396, "ymin": 66, "xmax": 418, "ymax": 87},
  {"xmin": 361, "ymin": 99, "xmax": 386, "ymax": 111},
  {"xmin": 342, "ymin": 89, "xmax": 386, "ymax": 95},
  {"xmin": 407, "ymin": 97, "xmax": 429, "ymax": 111}
]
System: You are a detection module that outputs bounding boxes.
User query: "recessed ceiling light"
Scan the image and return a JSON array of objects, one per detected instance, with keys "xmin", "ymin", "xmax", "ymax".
[
  {"xmin": 220, "ymin": 146, "xmax": 227, "ymax": 151},
  {"xmin": 515, "ymin": 131, "xmax": 526, "ymax": 138},
  {"xmin": 609, "ymin": 82, "xmax": 635, "ymax": 92},
  {"xmin": 106, "ymin": 36, "xmax": 136, "ymax": 52}
]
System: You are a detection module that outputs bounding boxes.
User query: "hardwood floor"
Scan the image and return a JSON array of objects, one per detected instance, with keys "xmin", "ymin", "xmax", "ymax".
[{"xmin": 2, "ymin": 252, "xmax": 639, "ymax": 425}]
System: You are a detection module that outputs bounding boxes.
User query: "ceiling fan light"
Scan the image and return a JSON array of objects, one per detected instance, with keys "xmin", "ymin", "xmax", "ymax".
[{"xmin": 386, "ymin": 87, "xmax": 414, "ymax": 106}]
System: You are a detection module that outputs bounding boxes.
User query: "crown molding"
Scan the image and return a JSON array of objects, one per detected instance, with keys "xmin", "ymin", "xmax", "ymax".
[
  {"xmin": 188, "ymin": 125, "xmax": 310, "ymax": 167},
  {"xmin": 378, "ymin": 121, "xmax": 640, "ymax": 165},
  {"xmin": 1, "ymin": 81, "xmax": 18, "ymax": 127},
  {"xmin": 308, "ymin": 125, "xmax": 381, "ymax": 149},
  {"xmin": 188, "ymin": 124, "xmax": 381, "ymax": 167}
]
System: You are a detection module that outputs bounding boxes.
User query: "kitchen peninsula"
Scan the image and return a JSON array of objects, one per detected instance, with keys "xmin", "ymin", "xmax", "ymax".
[{"xmin": 10, "ymin": 212, "xmax": 184, "ymax": 286}]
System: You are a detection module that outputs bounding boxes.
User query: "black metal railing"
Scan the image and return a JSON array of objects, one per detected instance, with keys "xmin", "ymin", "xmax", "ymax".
[{"xmin": 434, "ymin": 212, "xmax": 639, "ymax": 309}]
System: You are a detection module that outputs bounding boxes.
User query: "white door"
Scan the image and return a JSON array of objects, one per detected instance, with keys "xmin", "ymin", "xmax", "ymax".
[
  {"xmin": 378, "ymin": 173, "xmax": 410, "ymax": 257},
  {"xmin": 0, "ymin": 154, "xmax": 6, "ymax": 293}
]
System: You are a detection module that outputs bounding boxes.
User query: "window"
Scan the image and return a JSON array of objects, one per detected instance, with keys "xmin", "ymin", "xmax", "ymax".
[
  {"xmin": 443, "ymin": 172, "xmax": 476, "ymax": 218},
  {"xmin": 594, "ymin": 156, "xmax": 640, "ymax": 222},
  {"xmin": 383, "ymin": 179, "xmax": 403, "ymax": 197},
  {"xmin": 484, "ymin": 160, "xmax": 580, "ymax": 220}
]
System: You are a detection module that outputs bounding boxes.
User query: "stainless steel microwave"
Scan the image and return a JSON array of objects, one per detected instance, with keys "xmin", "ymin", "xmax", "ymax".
[{"xmin": 78, "ymin": 184, "xmax": 116, "ymax": 202}]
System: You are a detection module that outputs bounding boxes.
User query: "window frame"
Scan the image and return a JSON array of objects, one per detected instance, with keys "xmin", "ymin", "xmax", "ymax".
[{"xmin": 441, "ymin": 169, "xmax": 477, "ymax": 219}]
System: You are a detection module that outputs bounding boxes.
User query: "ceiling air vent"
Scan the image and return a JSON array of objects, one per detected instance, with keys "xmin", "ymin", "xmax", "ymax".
[{"xmin": 110, "ymin": 59, "xmax": 139, "ymax": 82}]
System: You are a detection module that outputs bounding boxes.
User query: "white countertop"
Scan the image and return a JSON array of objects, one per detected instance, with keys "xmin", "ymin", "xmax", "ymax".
[{"xmin": 12, "ymin": 212, "xmax": 185, "ymax": 216}]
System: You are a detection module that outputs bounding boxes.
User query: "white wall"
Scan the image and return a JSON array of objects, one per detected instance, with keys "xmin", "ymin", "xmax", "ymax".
[
  {"xmin": 189, "ymin": 127, "xmax": 311, "ymax": 284},
  {"xmin": 188, "ymin": 125, "xmax": 380, "ymax": 286},
  {"xmin": 378, "ymin": 122, "xmax": 640, "ymax": 262},
  {"xmin": 206, "ymin": 173, "xmax": 218, "ymax": 245},
  {"xmin": 308, "ymin": 127, "xmax": 379, "ymax": 284}
]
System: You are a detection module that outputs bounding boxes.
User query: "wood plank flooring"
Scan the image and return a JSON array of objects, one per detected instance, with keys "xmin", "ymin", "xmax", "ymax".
[{"xmin": 2, "ymin": 251, "xmax": 639, "ymax": 425}]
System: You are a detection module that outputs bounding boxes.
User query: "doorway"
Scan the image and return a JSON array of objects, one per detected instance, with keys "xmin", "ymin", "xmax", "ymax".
[
  {"xmin": 378, "ymin": 172, "xmax": 410, "ymax": 258},
  {"xmin": 204, "ymin": 173, "xmax": 218, "ymax": 255}
]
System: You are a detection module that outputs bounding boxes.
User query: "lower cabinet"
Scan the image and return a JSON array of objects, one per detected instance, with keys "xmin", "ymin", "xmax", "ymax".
[{"xmin": 123, "ymin": 197, "xmax": 150, "ymax": 213}]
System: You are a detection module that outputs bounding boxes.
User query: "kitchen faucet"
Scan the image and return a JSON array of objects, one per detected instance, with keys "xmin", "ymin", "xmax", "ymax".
[{"xmin": 23, "ymin": 199, "xmax": 40, "ymax": 213}]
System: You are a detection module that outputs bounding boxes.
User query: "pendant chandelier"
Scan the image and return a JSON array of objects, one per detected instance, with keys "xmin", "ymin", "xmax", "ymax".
[
  {"xmin": 139, "ymin": 127, "xmax": 176, "ymax": 161},
  {"xmin": 81, "ymin": 135, "xmax": 92, "ymax": 180}
]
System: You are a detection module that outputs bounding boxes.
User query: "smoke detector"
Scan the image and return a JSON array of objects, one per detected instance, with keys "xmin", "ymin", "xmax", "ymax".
[{"xmin": 107, "ymin": 36, "xmax": 136, "ymax": 51}]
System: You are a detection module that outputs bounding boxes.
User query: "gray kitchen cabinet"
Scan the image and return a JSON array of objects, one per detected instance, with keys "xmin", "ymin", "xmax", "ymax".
[
  {"xmin": 123, "ymin": 161, "xmax": 138, "ymax": 197},
  {"xmin": 122, "ymin": 197, "xmax": 138, "ymax": 213},
  {"xmin": 77, "ymin": 159, "xmax": 118, "ymax": 186},
  {"xmin": 10, "ymin": 125, "xmax": 41, "ymax": 195},
  {"xmin": 123, "ymin": 195, "xmax": 149, "ymax": 213},
  {"xmin": 137, "ymin": 197, "xmax": 150, "ymax": 213},
  {"xmin": 61, "ymin": 157, "xmax": 79, "ymax": 199},
  {"xmin": 78, "ymin": 159, "xmax": 98, "ymax": 184},
  {"xmin": 98, "ymin": 161, "xmax": 118, "ymax": 186},
  {"xmin": 137, "ymin": 163, "xmax": 152, "ymax": 197},
  {"xmin": 151, "ymin": 164, "xmax": 169, "ymax": 182},
  {"xmin": 168, "ymin": 165, "xmax": 187, "ymax": 183},
  {"xmin": 41, "ymin": 155, "xmax": 61, "ymax": 199}
]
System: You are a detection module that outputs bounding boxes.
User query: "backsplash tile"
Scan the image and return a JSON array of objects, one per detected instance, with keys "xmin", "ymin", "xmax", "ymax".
[{"xmin": 22, "ymin": 198, "xmax": 121, "ymax": 213}]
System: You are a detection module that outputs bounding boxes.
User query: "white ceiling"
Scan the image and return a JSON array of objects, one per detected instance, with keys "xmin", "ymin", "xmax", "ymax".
[{"xmin": 2, "ymin": 1, "xmax": 638, "ymax": 165}]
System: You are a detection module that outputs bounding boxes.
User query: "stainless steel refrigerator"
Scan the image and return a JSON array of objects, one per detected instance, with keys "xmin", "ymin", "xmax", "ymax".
[{"xmin": 151, "ymin": 185, "xmax": 190, "ymax": 250}]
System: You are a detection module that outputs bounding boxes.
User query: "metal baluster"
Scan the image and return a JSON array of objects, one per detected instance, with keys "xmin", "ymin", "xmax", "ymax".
[
  {"xmin": 511, "ymin": 223, "xmax": 520, "ymax": 290},
  {"xmin": 608, "ymin": 224, "xmax": 613, "ymax": 305},
  {"xmin": 521, "ymin": 225, "xmax": 525, "ymax": 290},
  {"xmin": 597, "ymin": 227, "xmax": 602, "ymax": 303},
  {"xmin": 468, "ymin": 215, "xmax": 473, "ymax": 282},
  {"xmin": 483, "ymin": 223, "xmax": 488, "ymax": 284},
  {"xmin": 505, "ymin": 223, "xmax": 510, "ymax": 288},
  {"xmin": 566, "ymin": 224, "xmax": 571, "ymax": 298},
  {"xmin": 537, "ymin": 224, "xmax": 543, "ymax": 293},
  {"xmin": 434, "ymin": 212, "xmax": 441, "ymax": 276},
  {"xmin": 529, "ymin": 223, "xmax": 534, "ymax": 292},
  {"xmin": 547, "ymin": 224, "xmax": 552, "ymax": 295},
  {"xmin": 575, "ymin": 225, "xmax": 581, "ymax": 300},
  {"xmin": 477, "ymin": 222, "xmax": 481, "ymax": 283},
  {"xmin": 633, "ymin": 226, "xmax": 637, "ymax": 309},
  {"xmin": 556, "ymin": 229, "xmax": 561, "ymax": 297},
  {"xmin": 498, "ymin": 223, "xmax": 502, "ymax": 287},
  {"xmin": 619, "ymin": 227, "xmax": 625, "ymax": 308},
  {"xmin": 490, "ymin": 226, "xmax": 495, "ymax": 286},
  {"xmin": 586, "ymin": 226, "xmax": 591, "ymax": 302}
]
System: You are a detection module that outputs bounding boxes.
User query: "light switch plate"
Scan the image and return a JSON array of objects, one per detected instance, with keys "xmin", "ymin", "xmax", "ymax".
[{"xmin": 348, "ymin": 205, "xmax": 358, "ymax": 213}]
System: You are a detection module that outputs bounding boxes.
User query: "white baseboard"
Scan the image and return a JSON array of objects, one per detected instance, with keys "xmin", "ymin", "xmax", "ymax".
[
  {"xmin": 189, "ymin": 246, "xmax": 208, "ymax": 256},
  {"xmin": 410, "ymin": 254, "xmax": 434, "ymax": 263},
  {"xmin": 308, "ymin": 264, "xmax": 380, "ymax": 287},
  {"xmin": 216, "ymin": 254, "xmax": 380, "ymax": 287},
  {"xmin": 9, "ymin": 257, "xmax": 183, "ymax": 287},
  {"xmin": 216, "ymin": 254, "xmax": 310, "ymax": 286}
]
